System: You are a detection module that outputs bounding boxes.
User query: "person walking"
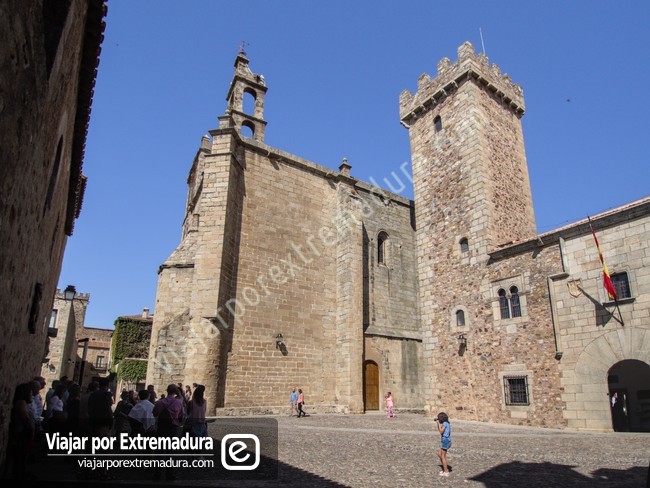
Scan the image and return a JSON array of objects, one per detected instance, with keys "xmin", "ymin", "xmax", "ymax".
[
  {"xmin": 385, "ymin": 392, "xmax": 396, "ymax": 418},
  {"xmin": 436, "ymin": 412, "xmax": 451, "ymax": 477},
  {"xmin": 296, "ymin": 389, "xmax": 306, "ymax": 418},
  {"xmin": 289, "ymin": 387, "xmax": 298, "ymax": 416}
]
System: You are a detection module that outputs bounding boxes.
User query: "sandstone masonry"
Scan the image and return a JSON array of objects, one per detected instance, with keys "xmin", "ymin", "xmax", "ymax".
[{"xmin": 148, "ymin": 43, "xmax": 650, "ymax": 431}]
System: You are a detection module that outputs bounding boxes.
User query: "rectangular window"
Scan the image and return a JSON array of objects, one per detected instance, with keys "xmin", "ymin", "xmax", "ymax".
[
  {"xmin": 611, "ymin": 272, "xmax": 631, "ymax": 299},
  {"xmin": 96, "ymin": 355, "xmax": 105, "ymax": 368},
  {"xmin": 50, "ymin": 310, "xmax": 58, "ymax": 328},
  {"xmin": 504, "ymin": 375, "xmax": 529, "ymax": 406}
]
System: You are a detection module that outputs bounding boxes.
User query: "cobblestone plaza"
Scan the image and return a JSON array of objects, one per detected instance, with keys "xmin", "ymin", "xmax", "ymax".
[{"xmin": 215, "ymin": 414, "xmax": 648, "ymax": 487}]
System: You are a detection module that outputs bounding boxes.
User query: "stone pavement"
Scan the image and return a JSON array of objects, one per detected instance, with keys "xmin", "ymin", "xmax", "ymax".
[
  {"xmin": 14, "ymin": 413, "xmax": 650, "ymax": 487},
  {"xmin": 240, "ymin": 413, "xmax": 649, "ymax": 488}
]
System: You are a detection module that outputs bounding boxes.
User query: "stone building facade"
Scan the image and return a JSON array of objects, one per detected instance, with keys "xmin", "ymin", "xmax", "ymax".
[
  {"xmin": 0, "ymin": 0, "xmax": 105, "ymax": 461},
  {"xmin": 149, "ymin": 43, "xmax": 649, "ymax": 431},
  {"xmin": 76, "ymin": 325, "xmax": 113, "ymax": 388},
  {"xmin": 42, "ymin": 289, "xmax": 90, "ymax": 385}
]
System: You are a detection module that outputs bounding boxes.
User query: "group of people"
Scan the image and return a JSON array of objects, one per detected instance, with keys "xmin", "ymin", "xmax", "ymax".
[
  {"xmin": 7, "ymin": 376, "xmax": 209, "ymax": 479},
  {"xmin": 289, "ymin": 387, "xmax": 306, "ymax": 417}
]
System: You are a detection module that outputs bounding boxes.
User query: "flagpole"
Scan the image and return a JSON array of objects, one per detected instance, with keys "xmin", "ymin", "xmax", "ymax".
[
  {"xmin": 612, "ymin": 291, "xmax": 624, "ymax": 326},
  {"xmin": 587, "ymin": 216, "xmax": 624, "ymax": 326}
]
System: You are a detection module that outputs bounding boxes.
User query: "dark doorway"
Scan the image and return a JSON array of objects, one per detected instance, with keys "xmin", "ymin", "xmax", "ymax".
[
  {"xmin": 364, "ymin": 360, "xmax": 379, "ymax": 411},
  {"xmin": 608, "ymin": 360, "xmax": 650, "ymax": 432}
]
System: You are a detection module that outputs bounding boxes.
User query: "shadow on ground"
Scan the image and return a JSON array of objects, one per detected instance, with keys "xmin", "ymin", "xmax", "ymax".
[{"xmin": 469, "ymin": 461, "xmax": 649, "ymax": 488}]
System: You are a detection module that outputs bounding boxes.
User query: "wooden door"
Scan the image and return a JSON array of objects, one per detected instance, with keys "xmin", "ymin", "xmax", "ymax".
[{"xmin": 364, "ymin": 361, "xmax": 379, "ymax": 410}]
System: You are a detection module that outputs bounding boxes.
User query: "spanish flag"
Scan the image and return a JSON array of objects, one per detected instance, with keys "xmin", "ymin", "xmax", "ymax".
[{"xmin": 588, "ymin": 218, "xmax": 617, "ymax": 300}]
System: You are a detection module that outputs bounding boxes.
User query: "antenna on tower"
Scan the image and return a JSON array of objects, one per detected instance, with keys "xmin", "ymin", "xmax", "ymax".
[
  {"xmin": 238, "ymin": 40, "xmax": 249, "ymax": 55},
  {"xmin": 479, "ymin": 28, "xmax": 487, "ymax": 56}
]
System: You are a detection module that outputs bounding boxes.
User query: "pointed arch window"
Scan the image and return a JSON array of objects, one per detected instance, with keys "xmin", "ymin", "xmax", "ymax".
[
  {"xmin": 377, "ymin": 232, "xmax": 389, "ymax": 265},
  {"xmin": 498, "ymin": 288, "xmax": 510, "ymax": 319}
]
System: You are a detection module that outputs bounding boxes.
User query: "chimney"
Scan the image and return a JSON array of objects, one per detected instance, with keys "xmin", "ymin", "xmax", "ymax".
[{"xmin": 142, "ymin": 308, "xmax": 150, "ymax": 319}]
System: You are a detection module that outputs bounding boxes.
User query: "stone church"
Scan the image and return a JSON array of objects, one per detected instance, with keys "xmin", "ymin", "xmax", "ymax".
[{"xmin": 147, "ymin": 42, "xmax": 650, "ymax": 432}]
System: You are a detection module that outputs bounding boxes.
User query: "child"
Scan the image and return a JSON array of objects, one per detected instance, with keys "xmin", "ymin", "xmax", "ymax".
[
  {"xmin": 436, "ymin": 412, "xmax": 451, "ymax": 476},
  {"xmin": 385, "ymin": 392, "xmax": 396, "ymax": 418}
]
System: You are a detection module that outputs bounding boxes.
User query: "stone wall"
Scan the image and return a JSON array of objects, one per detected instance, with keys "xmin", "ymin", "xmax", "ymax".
[
  {"xmin": 42, "ymin": 290, "xmax": 90, "ymax": 385},
  {"xmin": 76, "ymin": 326, "xmax": 112, "ymax": 387},
  {"xmin": 553, "ymin": 207, "xmax": 650, "ymax": 430},
  {"xmin": 0, "ymin": 0, "xmax": 104, "ymax": 462}
]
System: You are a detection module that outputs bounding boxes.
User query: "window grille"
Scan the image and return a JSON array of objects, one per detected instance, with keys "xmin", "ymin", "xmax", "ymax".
[
  {"xmin": 504, "ymin": 375, "xmax": 529, "ymax": 405},
  {"xmin": 610, "ymin": 273, "xmax": 631, "ymax": 299},
  {"xmin": 510, "ymin": 286, "xmax": 521, "ymax": 317},
  {"xmin": 498, "ymin": 289, "xmax": 510, "ymax": 319}
]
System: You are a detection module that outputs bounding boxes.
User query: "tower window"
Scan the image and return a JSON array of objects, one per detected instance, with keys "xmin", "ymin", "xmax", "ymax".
[
  {"xmin": 610, "ymin": 272, "xmax": 631, "ymax": 299},
  {"xmin": 434, "ymin": 116, "xmax": 442, "ymax": 133},
  {"xmin": 456, "ymin": 310, "xmax": 465, "ymax": 327},
  {"xmin": 377, "ymin": 232, "xmax": 389, "ymax": 265},
  {"xmin": 498, "ymin": 288, "xmax": 510, "ymax": 319},
  {"xmin": 49, "ymin": 310, "xmax": 58, "ymax": 329},
  {"xmin": 510, "ymin": 286, "xmax": 521, "ymax": 317},
  {"xmin": 243, "ymin": 88, "xmax": 256, "ymax": 115},
  {"xmin": 460, "ymin": 238, "xmax": 469, "ymax": 253},
  {"xmin": 241, "ymin": 120, "xmax": 255, "ymax": 139}
]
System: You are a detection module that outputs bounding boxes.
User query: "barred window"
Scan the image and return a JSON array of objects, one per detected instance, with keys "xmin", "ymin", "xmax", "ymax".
[
  {"xmin": 498, "ymin": 289, "xmax": 510, "ymax": 319},
  {"xmin": 611, "ymin": 272, "xmax": 631, "ymax": 299},
  {"xmin": 504, "ymin": 375, "xmax": 529, "ymax": 406},
  {"xmin": 510, "ymin": 286, "xmax": 521, "ymax": 317}
]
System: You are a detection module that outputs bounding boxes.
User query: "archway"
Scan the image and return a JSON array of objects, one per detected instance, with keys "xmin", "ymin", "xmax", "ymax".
[
  {"xmin": 608, "ymin": 359, "xmax": 650, "ymax": 432},
  {"xmin": 571, "ymin": 328, "xmax": 650, "ymax": 431},
  {"xmin": 363, "ymin": 360, "xmax": 379, "ymax": 411}
]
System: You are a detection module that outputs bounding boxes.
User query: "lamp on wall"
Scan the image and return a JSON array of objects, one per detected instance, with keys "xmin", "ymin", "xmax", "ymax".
[
  {"xmin": 458, "ymin": 334, "xmax": 467, "ymax": 346},
  {"xmin": 63, "ymin": 285, "xmax": 77, "ymax": 301},
  {"xmin": 275, "ymin": 333, "xmax": 284, "ymax": 348}
]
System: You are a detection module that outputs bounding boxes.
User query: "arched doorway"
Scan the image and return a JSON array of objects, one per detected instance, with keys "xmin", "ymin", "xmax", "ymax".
[
  {"xmin": 608, "ymin": 360, "xmax": 650, "ymax": 432},
  {"xmin": 363, "ymin": 360, "xmax": 379, "ymax": 411}
]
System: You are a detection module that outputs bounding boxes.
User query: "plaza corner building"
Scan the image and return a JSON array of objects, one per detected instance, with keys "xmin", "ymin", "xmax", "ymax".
[{"xmin": 147, "ymin": 42, "xmax": 650, "ymax": 432}]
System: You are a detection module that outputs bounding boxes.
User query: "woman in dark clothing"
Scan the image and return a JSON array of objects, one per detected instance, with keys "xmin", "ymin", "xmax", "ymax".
[
  {"xmin": 65, "ymin": 384, "xmax": 82, "ymax": 435},
  {"xmin": 9, "ymin": 382, "xmax": 36, "ymax": 478}
]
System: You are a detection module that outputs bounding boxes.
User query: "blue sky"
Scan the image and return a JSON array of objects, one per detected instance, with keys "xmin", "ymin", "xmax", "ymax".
[{"xmin": 59, "ymin": 1, "xmax": 650, "ymax": 328}]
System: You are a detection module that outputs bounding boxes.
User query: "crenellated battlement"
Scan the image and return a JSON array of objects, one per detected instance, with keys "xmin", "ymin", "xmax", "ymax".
[
  {"xmin": 55, "ymin": 288, "xmax": 90, "ymax": 300},
  {"xmin": 399, "ymin": 41, "xmax": 525, "ymax": 125}
]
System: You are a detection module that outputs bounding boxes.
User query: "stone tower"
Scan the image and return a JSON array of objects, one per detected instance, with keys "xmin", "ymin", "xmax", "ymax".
[{"xmin": 400, "ymin": 41, "xmax": 537, "ymax": 416}]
